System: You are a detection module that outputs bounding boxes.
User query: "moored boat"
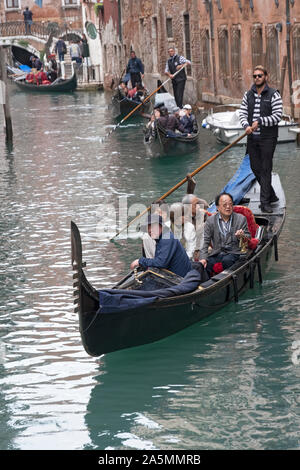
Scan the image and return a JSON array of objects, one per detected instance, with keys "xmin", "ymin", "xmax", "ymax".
[
  {"xmin": 71, "ymin": 158, "xmax": 285, "ymax": 357},
  {"xmin": 12, "ymin": 73, "xmax": 77, "ymax": 93},
  {"xmin": 202, "ymin": 107, "xmax": 299, "ymax": 144}
]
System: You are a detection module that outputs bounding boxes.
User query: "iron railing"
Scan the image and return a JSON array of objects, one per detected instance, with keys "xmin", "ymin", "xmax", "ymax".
[{"xmin": 0, "ymin": 21, "xmax": 81, "ymax": 41}]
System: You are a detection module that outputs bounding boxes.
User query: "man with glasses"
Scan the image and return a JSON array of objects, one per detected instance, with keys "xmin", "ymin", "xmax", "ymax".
[
  {"xmin": 199, "ymin": 193, "xmax": 250, "ymax": 276},
  {"xmin": 239, "ymin": 65, "xmax": 283, "ymax": 213}
]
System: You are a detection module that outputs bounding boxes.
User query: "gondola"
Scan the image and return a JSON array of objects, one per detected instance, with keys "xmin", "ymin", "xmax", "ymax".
[
  {"xmin": 145, "ymin": 120, "xmax": 200, "ymax": 156},
  {"xmin": 12, "ymin": 73, "xmax": 77, "ymax": 93},
  {"xmin": 71, "ymin": 162, "xmax": 285, "ymax": 357},
  {"xmin": 111, "ymin": 89, "xmax": 152, "ymax": 119}
]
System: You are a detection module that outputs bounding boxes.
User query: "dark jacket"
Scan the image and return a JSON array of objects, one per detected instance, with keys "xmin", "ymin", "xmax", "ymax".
[
  {"xmin": 199, "ymin": 212, "xmax": 250, "ymax": 259},
  {"xmin": 23, "ymin": 9, "xmax": 33, "ymax": 21},
  {"xmin": 158, "ymin": 114, "xmax": 185, "ymax": 133},
  {"xmin": 167, "ymin": 54, "xmax": 186, "ymax": 82},
  {"xmin": 246, "ymin": 83, "xmax": 279, "ymax": 139},
  {"xmin": 139, "ymin": 231, "xmax": 192, "ymax": 277},
  {"xmin": 181, "ymin": 114, "xmax": 197, "ymax": 133},
  {"xmin": 81, "ymin": 39, "xmax": 90, "ymax": 58},
  {"xmin": 126, "ymin": 57, "xmax": 144, "ymax": 74},
  {"xmin": 55, "ymin": 39, "xmax": 67, "ymax": 54}
]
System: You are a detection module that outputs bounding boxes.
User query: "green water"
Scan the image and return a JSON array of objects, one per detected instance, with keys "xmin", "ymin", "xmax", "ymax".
[{"xmin": 0, "ymin": 89, "xmax": 299, "ymax": 450}]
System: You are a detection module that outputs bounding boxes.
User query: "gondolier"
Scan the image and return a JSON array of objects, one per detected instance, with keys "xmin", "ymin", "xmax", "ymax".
[
  {"xmin": 126, "ymin": 51, "xmax": 144, "ymax": 88},
  {"xmin": 239, "ymin": 65, "xmax": 283, "ymax": 213},
  {"xmin": 165, "ymin": 47, "xmax": 191, "ymax": 109}
]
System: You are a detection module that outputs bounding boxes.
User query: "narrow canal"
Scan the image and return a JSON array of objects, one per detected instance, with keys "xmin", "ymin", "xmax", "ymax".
[{"xmin": 0, "ymin": 88, "xmax": 299, "ymax": 450}]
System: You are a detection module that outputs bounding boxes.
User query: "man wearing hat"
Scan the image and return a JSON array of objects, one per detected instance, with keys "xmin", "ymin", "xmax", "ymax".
[
  {"xmin": 130, "ymin": 214, "xmax": 192, "ymax": 278},
  {"xmin": 181, "ymin": 104, "xmax": 197, "ymax": 134}
]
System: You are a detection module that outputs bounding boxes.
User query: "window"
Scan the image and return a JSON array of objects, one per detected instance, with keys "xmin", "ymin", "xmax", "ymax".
[
  {"xmin": 183, "ymin": 14, "xmax": 192, "ymax": 76},
  {"xmin": 103, "ymin": 44, "xmax": 108, "ymax": 73},
  {"xmin": 231, "ymin": 25, "xmax": 241, "ymax": 81},
  {"xmin": 292, "ymin": 24, "xmax": 300, "ymax": 80},
  {"xmin": 63, "ymin": 0, "xmax": 80, "ymax": 6},
  {"xmin": 266, "ymin": 24, "xmax": 280, "ymax": 86},
  {"xmin": 200, "ymin": 28, "xmax": 210, "ymax": 77},
  {"xmin": 5, "ymin": 0, "xmax": 20, "ymax": 8},
  {"xmin": 152, "ymin": 17, "xmax": 158, "ymax": 73},
  {"xmin": 166, "ymin": 18, "xmax": 173, "ymax": 39},
  {"xmin": 218, "ymin": 26, "xmax": 229, "ymax": 80},
  {"xmin": 251, "ymin": 25, "xmax": 263, "ymax": 69}
]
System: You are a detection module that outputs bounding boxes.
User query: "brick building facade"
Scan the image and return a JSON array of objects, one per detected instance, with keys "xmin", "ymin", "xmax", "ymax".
[
  {"xmin": 1, "ymin": 1, "xmax": 300, "ymax": 115},
  {"xmin": 0, "ymin": 0, "xmax": 83, "ymax": 29},
  {"xmin": 98, "ymin": 0, "xmax": 300, "ymax": 116}
]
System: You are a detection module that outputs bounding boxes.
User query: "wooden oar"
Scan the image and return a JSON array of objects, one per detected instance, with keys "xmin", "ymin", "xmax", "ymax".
[
  {"xmin": 101, "ymin": 63, "xmax": 188, "ymax": 143},
  {"xmin": 111, "ymin": 130, "xmax": 247, "ymax": 240}
]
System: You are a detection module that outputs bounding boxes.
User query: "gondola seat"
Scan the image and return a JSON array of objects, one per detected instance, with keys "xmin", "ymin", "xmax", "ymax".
[{"xmin": 212, "ymin": 205, "xmax": 260, "ymax": 275}]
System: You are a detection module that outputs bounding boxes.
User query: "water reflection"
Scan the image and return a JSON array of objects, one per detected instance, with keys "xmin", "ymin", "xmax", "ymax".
[
  {"xmin": 85, "ymin": 286, "xmax": 299, "ymax": 450},
  {"xmin": 0, "ymin": 89, "xmax": 299, "ymax": 450}
]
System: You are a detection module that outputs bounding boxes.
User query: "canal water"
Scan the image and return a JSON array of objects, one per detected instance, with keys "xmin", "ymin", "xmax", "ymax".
[{"xmin": 0, "ymin": 88, "xmax": 299, "ymax": 450}]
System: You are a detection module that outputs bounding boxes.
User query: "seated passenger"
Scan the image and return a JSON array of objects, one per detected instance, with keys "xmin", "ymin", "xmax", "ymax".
[
  {"xmin": 158, "ymin": 107, "xmax": 187, "ymax": 135},
  {"xmin": 144, "ymin": 108, "xmax": 161, "ymax": 141},
  {"xmin": 133, "ymin": 84, "xmax": 146, "ymax": 102},
  {"xmin": 180, "ymin": 104, "xmax": 197, "ymax": 134},
  {"xmin": 170, "ymin": 202, "xmax": 196, "ymax": 259},
  {"xmin": 182, "ymin": 194, "xmax": 209, "ymax": 261},
  {"xmin": 131, "ymin": 214, "xmax": 192, "ymax": 278},
  {"xmin": 119, "ymin": 81, "xmax": 128, "ymax": 96},
  {"xmin": 25, "ymin": 71, "xmax": 35, "ymax": 84},
  {"xmin": 142, "ymin": 201, "xmax": 170, "ymax": 258},
  {"xmin": 199, "ymin": 192, "xmax": 250, "ymax": 275},
  {"xmin": 36, "ymin": 69, "xmax": 50, "ymax": 85},
  {"xmin": 127, "ymin": 86, "xmax": 137, "ymax": 99}
]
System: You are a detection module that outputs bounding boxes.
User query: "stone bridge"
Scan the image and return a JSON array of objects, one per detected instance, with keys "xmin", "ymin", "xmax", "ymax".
[{"xmin": 0, "ymin": 21, "xmax": 82, "ymax": 63}]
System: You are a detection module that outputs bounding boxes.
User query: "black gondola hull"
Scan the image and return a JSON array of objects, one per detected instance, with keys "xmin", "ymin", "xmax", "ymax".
[
  {"xmin": 145, "ymin": 122, "xmax": 200, "ymax": 156},
  {"xmin": 71, "ymin": 171, "xmax": 285, "ymax": 357},
  {"xmin": 75, "ymin": 232, "xmax": 281, "ymax": 357},
  {"xmin": 111, "ymin": 90, "xmax": 152, "ymax": 118},
  {"xmin": 13, "ymin": 74, "xmax": 77, "ymax": 93}
]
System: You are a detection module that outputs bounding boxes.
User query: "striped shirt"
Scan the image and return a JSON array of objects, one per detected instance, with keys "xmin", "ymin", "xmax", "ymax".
[{"xmin": 239, "ymin": 88, "xmax": 283, "ymax": 136}]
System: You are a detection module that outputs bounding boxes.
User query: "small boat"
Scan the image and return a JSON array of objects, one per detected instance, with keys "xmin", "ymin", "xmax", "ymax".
[
  {"xmin": 111, "ymin": 89, "xmax": 152, "ymax": 119},
  {"xmin": 71, "ymin": 158, "xmax": 285, "ymax": 357},
  {"xmin": 12, "ymin": 73, "xmax": 77, "ymax": 93},
  {"xmin": 144, "ymin": 120, "xmax": 200, "ymax": 156},
  {"xmin": 202, "ymin": 106, "xmax": 299, "ymax": 144}
]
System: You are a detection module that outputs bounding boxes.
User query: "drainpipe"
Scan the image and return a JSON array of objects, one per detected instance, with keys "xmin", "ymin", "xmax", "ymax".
[
  {"xmin": 286, "ymin": 0, "xmax": 295, "ymax": 118},
  {"xmin": 208, "ymin": 0, "xmax": 218, "ymax": 97}
]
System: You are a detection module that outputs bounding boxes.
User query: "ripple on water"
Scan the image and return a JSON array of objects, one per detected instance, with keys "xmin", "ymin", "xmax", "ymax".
[{"xmin": 0, "ymin": 91, "xmax": 299, "ymax": 450}]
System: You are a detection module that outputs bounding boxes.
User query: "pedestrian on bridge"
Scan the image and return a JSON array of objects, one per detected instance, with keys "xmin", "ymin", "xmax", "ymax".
[{"xmin": 23, "ymin": 7, "xmax": 33, "ymax": 35}]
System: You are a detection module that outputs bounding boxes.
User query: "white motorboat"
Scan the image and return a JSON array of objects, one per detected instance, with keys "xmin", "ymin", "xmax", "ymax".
[{"xmin": 202, "ymin": 106, "xmax": 300, "ymax": 144}]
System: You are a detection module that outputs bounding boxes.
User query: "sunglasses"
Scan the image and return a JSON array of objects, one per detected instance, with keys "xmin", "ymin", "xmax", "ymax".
[{"xmin": 253, "ymin": 74, "xmax": 264, "ymax": 78}]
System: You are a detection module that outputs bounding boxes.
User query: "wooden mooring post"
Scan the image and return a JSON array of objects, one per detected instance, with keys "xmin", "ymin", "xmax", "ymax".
[{"xmin": 0, "ymin": 46, "xmax": 13, "ymax": 144}]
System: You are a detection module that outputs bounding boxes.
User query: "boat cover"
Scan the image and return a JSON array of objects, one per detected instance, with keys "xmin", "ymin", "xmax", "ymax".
[
  {"xmin": 97, "ymin": 268, "xmax": 203, "ymax": 314},
  {"xmin": 208, "ymin": 154, "xmax": 255, "ymax": 213},
  {"xmin": 154, "ymin": 92, "xmax": 177, "ymax": 113},
  {"xmin": 19, "ymin": 64, "xmax": 31, "ymax": 72}
]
